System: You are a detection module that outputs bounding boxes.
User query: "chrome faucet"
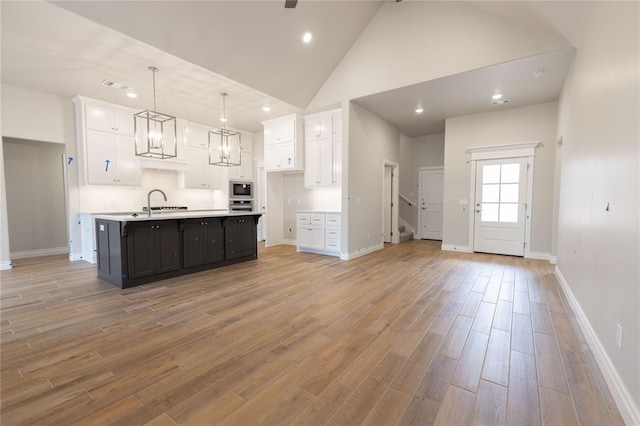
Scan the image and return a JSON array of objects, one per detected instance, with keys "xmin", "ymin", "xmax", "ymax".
[{"xmin": 147, "ymin": 189, "xmax": 167, "ymax": 217}]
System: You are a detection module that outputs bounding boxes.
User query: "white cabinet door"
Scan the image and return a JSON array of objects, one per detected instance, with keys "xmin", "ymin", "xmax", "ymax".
[
  {"xmin": 304, "ymin": 139, "xmax": 333, "ymax": 187},
  {"xmin": 202, "ymin": 161, "xmax": 220, "ymax": 189},
  {"xmin": 332, "ymin": 111, "xmax": 342, "ymax": 137},
  {"xmin": 86, "ymin": 103, "xmax": 134, "ymax": 136},
  {"xmin": 186, "ymin": 145, "xmax": 219, "ymax": 189},
  {"xmin": 266, "ymin": 143, "xmax": 295, "ymax": 171},
  {"xmin": 265, "ymin": 145, "xmax": 280, "ymax": 171},
  {"xmin": 86, "ymin": 130, "xmax": 116, "ymax": 185},
  {"xmin": 305, "ymin": 114, "xmax": 333, "ymax": 141},
  {"xmin": 85, "ymin": 104, "xmax": 114, "ymax": 133},
  {"xmin": 114, "ymin": 108, "xmax": 134, "ymax": 136},
  {"xmin": 185, "ymin": 125, "xmax": 209, "ymax": 148},
  {"xmin": 297, "ymin": 226, "xmax": 312, "ymax": 247},
  {"xmin": 114, "ymin": 134, "xmax": 141, "ymax": 185},
  {"xmin": 298, "ymin": 226, "xmax": 324, "ymax": 249},
  {"xmin": 332, "ymin": 137, "xmax": 342, "ymax": 186},
  {"xmin": 265, "ymin": 116, "xmax": 295, "ymax": 145},
  {"xmin": 304, "ymin": 140, "xmax": 319, "ymax": 187},
  {"xmin": 318, "ymin": 139, "xmax": 333, "ymax": 186},
  {"xmin": 275, "ymin": 116, "xmax": 295, "ymax": 143},
  {"xmin": 228, "ymin": 151, "xmax": 252, "ymax": 181}
]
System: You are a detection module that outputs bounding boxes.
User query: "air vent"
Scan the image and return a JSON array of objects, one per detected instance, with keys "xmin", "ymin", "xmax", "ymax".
[
  {"xmin": 101, "ymin": 79, "xmax": 129, "ymax": 91},
  {"xmin": 491, "ymin": 99, "xmax": 510, "ymax": 105}
]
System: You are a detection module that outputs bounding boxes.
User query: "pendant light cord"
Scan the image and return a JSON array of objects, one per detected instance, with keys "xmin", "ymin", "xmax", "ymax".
[
  {"xmin": 152, "ymin": 68, "xmax": 157, "ymax": 112},
  {"xmin": 148, "ymin": 66, "xmax": 159, "ymax": 113}
]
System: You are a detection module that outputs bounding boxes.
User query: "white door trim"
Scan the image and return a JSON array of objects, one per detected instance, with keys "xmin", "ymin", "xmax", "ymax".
[
  {"xmin": 382, "ymin": 160, "xmax": 399, "ymax": 244},
  {"xmin": 467, "ymin": 142, "xmax": 540, "ymax": 257}
]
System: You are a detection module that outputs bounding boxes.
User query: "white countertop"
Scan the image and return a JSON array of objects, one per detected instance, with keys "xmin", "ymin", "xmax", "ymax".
[{"xmin": 93, "ymin": 210, "xmax": 261, "ymax": 222}]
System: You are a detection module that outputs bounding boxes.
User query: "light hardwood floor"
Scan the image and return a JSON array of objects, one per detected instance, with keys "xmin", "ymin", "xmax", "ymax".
[{"xmin": 0, "ymin": 240, "xmax": 624, "ymax": 425}]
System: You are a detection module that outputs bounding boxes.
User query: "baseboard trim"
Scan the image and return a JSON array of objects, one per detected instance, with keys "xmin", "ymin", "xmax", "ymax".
[
  {"xmin": 555, "ymin": 266, "xmax": 640, "ymax": 426},
  {"xmin": 549, "ymin": 255, "xmax": 558, "ymax": 265},
  {"xmin": 69, "ymin": 252, "xmax": 85, "ymax": 262},
  {"xmin": 441, "ymin": 244, "xmax": 472, "ymax": 253},
  {"xmin": 0, "ymin": 260, "xmax": 13, "ymax": 270},
  {"xmin": 11, "ymin": 246, "xmax": 69, "ymax": 260},
  {"xmin": 283, "ymin": 239, "xmax": 297, "ymax": 246},
  {"xmin": 525, "ymin": 251, "xmax": 550, "ymax": 261},
  {"xmin": 340, "ymin": 243, "xmax": 383, "ymax": 260}
]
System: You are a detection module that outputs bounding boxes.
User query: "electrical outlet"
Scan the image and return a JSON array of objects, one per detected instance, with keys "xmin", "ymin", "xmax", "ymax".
[{"xmin": 616, "ymin": 323, "xmax": 623, "ymax": 348}]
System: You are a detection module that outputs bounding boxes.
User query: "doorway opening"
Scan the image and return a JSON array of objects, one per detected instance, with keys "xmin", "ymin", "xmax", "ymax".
[
  {"xmin": 382, "ymin": 160, "xmax": 399, "ymax": 244},
  {"xmin": 3, "ymin": 138, "xmax": 69, "ymax": 259}
]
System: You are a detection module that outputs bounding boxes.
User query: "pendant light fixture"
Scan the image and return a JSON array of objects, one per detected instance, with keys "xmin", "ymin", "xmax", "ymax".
[
  {"xmin": 134, "ymin": 66, "xmax": 177, "ymax": 159},
  {"xmin": 209, "ymin": 92, "xmax": 241, "ymax": 167}
]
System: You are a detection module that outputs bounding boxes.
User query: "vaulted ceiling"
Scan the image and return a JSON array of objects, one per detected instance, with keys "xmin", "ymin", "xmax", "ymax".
[{"xmin": 2, "ymin": 1, "xmax": 593, "ymax": 136}]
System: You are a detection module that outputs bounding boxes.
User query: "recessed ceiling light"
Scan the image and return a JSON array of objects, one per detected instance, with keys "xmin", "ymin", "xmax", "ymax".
[
  {"xmin": 262, "ymin": 106, "xmax": 272, "ymax": 112},
  {"xmin": 492, "ymin": 93, "xmax": 503, "ymax": 100},
  {"xmin": 302, "ymin": 32, "xmax": 312, "ymax": 44},
  {"xmin": 415, "ymin": 107, "xmax": 424, "ymax": 114},
  {"xmin": 126, "ymin": 92, "xmax": 138, "ymax": 99}
]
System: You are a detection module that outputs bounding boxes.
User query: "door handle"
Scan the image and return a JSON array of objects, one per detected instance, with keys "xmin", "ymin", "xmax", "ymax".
[{"xmin": 475, "ymin": 209, "xmax": 482, "ymax": 213}]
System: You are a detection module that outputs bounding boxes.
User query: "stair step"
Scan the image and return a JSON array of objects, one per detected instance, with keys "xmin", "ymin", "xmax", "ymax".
[
  {"xmin": 399, "ymin": 225, "xmax": 406, "ymax": 233},
  {"xmin": 399, "ymin": 231, "xmax": 413, "ymax": 243}
]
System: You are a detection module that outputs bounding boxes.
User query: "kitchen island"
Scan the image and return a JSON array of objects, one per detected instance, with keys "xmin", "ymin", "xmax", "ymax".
[{"xmin": 94, "ymin": 211, "xmax": 261, "ymax": 288}]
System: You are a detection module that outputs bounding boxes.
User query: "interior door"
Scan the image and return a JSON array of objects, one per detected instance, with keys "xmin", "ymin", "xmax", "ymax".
[
  {"xmin": 420, "ymin": 168, "xmax": 444, "ymax": 240},
  {"xmin": 473, "ymin": 158, "xmax": 528, "ymax": 256},
  {"xmin": 383, "ymin": 166, "xmax": 392, "ymax": 243}
]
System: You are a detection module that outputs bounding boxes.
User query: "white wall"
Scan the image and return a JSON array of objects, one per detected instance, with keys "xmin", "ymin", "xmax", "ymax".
[
  {"xmin": 556, "ymin": 2, "xmax": 639, "ymax": 421},
  {"xmin": 0, "ymin": 119, "xmax": 11, "ymax": 269},
  {"xmin": 3, "ymin": 138, "xmax": 68, "ymax": 257},
  {"xmin": 309, "ymin": 1, "xmax": 569, "ymax": 110},
  {"xmin": 399, "ymin": 133, "xmax": 445, "ymax": 233},
  {"xmin": 347, "ymin": 101, "xmax": 400, "ymax": 255},
  {"xmin": 443, "ymin": 102, "xmax": 558, "ymax": 255},
  {"xmin": 1, "ymin": 84, "xmax": 79, "ymax": 261},
  {"xmin": 2, "ymin": 84, "xmax": 75, "ymax": 144}
]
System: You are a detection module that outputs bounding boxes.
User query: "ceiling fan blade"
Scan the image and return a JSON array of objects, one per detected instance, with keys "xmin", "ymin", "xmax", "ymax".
[{"xmin": 284, "ymin": 0, "xmax": 298, "ymax": 8}]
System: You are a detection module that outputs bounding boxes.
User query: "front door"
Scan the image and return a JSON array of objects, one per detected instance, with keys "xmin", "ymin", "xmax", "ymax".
[
  {"xmin": 420, "ymin": 168, "xmax": 444, "ymax": 240},
  {"xmin": 473, "ymin": 158, "xmax": 527, "ymax": 256}
]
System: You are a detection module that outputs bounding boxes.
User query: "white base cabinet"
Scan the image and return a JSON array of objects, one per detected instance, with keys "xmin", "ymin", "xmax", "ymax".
[{"xmin": 297, "ymin": 212, "xmax": 341, "ymax": 257}]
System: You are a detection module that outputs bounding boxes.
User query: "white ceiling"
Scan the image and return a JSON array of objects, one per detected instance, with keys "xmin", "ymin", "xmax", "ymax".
[
  {"xmin": 354, "ymin": 47, "xmax": 575, "ymax": 137},
  {"xmin": 2, "ymin": 1, "xmax": 591, "ymax": 137}
]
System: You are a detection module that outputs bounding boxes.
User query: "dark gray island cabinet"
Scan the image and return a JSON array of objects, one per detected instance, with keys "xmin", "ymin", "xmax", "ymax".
[{"xmin": 95, "ymin": 212, "xmax": 260, "ymax": 288}]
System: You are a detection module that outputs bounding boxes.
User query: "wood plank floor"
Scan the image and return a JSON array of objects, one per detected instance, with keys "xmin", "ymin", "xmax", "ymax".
[{"xmin": 0, "ymin": 240, "xmax": 625, "ymax": 425}]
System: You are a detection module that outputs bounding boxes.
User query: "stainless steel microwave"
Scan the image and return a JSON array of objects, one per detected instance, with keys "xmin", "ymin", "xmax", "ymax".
[{"xmin": 230, "ymin": 181, "xmax": 252, "ymax": 199}]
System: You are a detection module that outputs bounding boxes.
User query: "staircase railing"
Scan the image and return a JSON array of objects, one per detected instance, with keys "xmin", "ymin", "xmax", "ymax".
[{"xmin": 399, "ymin": 192, "xmax": 417, "ymax": 206}]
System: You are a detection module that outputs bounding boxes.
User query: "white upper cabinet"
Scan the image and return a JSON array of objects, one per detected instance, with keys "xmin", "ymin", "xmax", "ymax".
[
  {"xmin": 265, "ymin": 116, "xmax": 295, "ymax": 145},
  {"xmin": 304, "ymin": 113, "xmax": 333, "ymax": 141},
  {"xmin": 185, "ymin": 145, "xmax": 220, "ymax": 189},
  {"xmin": 263, "ymin": 114, "xmax": 304, "ymax": 172},
  {"xmin": 303, "ymin": 109, "xmax": 342, "ymax": 188},
  {"xmin": 185, "ymin": 124, "xmax": 209, "ymax": 148},
  {"xmin": 228, "ymin": 132, "xmax": 253, "ymax": 181},
  {"xmin": 74, "ymin": 96, "xmax": 142, "ymax": 186},
  {"xmin": 85, "ymin": 103, "xmax": 135, "ymax": 136}
]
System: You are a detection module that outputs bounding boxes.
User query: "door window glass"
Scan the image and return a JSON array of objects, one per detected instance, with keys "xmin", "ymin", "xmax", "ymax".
[{"xmin": 481, "ymin": 163, "xmax": 520, "ymax": 222}]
